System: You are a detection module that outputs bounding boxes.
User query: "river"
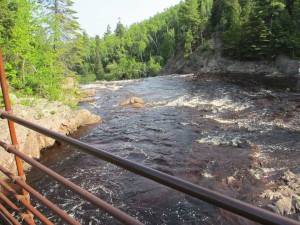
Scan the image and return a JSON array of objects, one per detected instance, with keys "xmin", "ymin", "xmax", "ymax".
[{"xmin": 27, "ymin": 74, "xmax": 300, "ymax": 224}]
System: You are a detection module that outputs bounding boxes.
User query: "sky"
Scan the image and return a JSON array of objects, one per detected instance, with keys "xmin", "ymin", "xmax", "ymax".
[{"xmin": 73, "ymin": 0, "xmax": 182, "ymax": 37}]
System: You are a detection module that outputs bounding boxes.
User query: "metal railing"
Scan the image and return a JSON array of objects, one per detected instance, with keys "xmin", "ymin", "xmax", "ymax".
[{"xmin": 0, "ymin": 48, "xmax": 300, "ymax": 225}]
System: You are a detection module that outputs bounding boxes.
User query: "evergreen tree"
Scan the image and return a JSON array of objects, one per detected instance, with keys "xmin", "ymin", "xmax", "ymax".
[
  {"xmin": 38, "ymin": 0, "xmax": 81, "ymax": 86},
  {"xmin": 94, "ymin": 35, "xmax": 104, "ymax": 79},
  {"xmin": 211, "ymin": 0, "xmax": 226, "ymax": 30},
  {"xmin": 290, "ymin": 0, "xmax": 300, "ymax": 57},
  {"xmin": 104, "ymin": 25, "xmax": 112, "ymax": 37},
  {"xmin": 160, "ymin": 28, "xmax": 175, "ymax": 63},
  {"xmin": 184, "ymin": 29, "xmax": 194, "ymax": 58},
  {"xmin": 39, "ymin": 0, "xmax": 80, "ymax": 50},
  {"xmin": 198, "ymin": 0, "xmax": 213, "ymax": 45},
  {"xmin": 240, "ymin": 8, "xmax": 271, "ymax": 59},
  {"xmin": 0, "ymin": 0, "xmax": 15, "ymax": 42},
  {"xmin": 114, "ymin": 18, "xmax": 126, "ymax": 38},
  {"xmin": 2, "ymin": 0, "xmax": 300, "ymax": 87},
  {"xmin": 221, "ymin": 0, "xmax": 243, "ymax": 57},
  {"xmin": 178, "ymin": 0, "xmax": 200, "ymax": 54},
  {"xmin": 1, "ymin": 0, "xmax": 64, "ymax": 99}
]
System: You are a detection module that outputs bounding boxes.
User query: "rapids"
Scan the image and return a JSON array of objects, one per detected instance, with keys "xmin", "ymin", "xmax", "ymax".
[{"xmin": 27, "ymin": 74, "xmax": 300, "ymax": 224}]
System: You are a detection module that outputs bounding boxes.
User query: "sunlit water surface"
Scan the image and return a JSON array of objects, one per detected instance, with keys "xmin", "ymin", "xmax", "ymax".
[{"xmin": 28, "ymin": 74, "xmax": 300, "ymax": 224}]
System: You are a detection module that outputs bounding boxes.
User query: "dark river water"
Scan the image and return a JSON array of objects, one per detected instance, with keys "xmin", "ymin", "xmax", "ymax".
[{"xmin": 27, "ymin": 74, "xmax": 300, "ymax": 224}]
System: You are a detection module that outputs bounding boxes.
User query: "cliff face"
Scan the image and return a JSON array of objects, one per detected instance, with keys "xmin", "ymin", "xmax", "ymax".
[
  {"xmin": 0, "ymin": 98, "xmax": 101, "ymax": 178},
  {"xmin": 163, "ymin": 37, "xmax": 299, "ymax": 78}
]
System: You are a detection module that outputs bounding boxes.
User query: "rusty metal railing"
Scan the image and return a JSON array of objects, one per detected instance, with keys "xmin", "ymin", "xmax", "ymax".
[
  {"xmin": 1, "ymin": 112, "xmax": 300, "ymax": 225},
  {"xmin": 0, "ymin": 141, "xmax": 143, "ymax": 225},
  {"xmin": 0, "ymin": 47, "xmax": 300, "ymax": 225},
  {"xmin": 0, "ymin": 48, "xmax": 34, "ymax": 224}
]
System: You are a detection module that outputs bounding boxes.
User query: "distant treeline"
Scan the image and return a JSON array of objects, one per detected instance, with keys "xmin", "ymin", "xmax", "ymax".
[{"xmin": 0, "ymin": 0, "xmax": 300, "ymax": 100}]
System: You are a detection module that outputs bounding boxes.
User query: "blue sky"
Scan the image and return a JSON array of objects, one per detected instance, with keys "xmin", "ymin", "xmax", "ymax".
[{"xmin": 73, "ymin": 0, "xmax": 182, "ymax": 37}]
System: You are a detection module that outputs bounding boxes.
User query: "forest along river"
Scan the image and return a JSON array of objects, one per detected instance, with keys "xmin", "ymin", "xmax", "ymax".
[{"xmin": 27, "ymin": 74, "xmax": 300, "ymax": 225}]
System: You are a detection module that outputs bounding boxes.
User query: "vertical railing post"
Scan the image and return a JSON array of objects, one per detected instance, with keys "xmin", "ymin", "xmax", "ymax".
[{"xmin": 0, "ymin": 47, "xmax": 34, "ymax": 222}]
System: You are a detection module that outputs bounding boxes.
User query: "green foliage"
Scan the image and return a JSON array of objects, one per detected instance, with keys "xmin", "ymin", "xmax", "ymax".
[
  {"xmin": 147, "ymin": 57, "xmax": 162, "ymax": 76},
  {"xmin": 184, "ymin": 29, "xmax": 194, "ymax": 58},
  {"xmin": 39, "ymin": 0, "xmax": 81, "ymax": 45},
  {"xmin": 80, "ymin": 73, "xmax": 96, "ymax": 84},
  {"xmin": 0, "ymin": 0, "xmax": 15, "ymax": 42},
  {"xmin": 1, "ymin": 0, "xmax": 300, "ymax": 98},
  {"xmin": 115, "ymin": 19, "xmax": 126, "ymax": 38},
  {"xmin": 211, "ymin": 0, "xmax": 300, "ymax": 60},
  {"xmin": 92, "ymin": 0, "xmax": 300, "ymax": 73},
  {"xmin": 178, "ymin": 0, "xmax": 200, "ymax": 55},
  {"xmin": 80, "ymin": 4, "xmax": 182, "ymax": 81},
  {"xmin": 0, "ymin": 0, "xmax": 82, "ymax": 102},
  {"xmin": 20, "ymin": 98, "xmax": 34, "ymax": 107},
  {"xmin": 105, "ymin": 57, "xmax": 146, "ymax": 80},
  {"xmin": 79, "ymin": 0, "xmax": 213, "ymax": 81},
  {"xmin": 201, "ymin": 39, "xmax": 213, "ymax": 51},
  {"xmin": 160, "ymin": 28, "xmax": 176, "ymax": 63}
]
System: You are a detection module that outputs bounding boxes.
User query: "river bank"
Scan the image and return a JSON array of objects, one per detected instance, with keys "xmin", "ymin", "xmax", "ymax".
[
  {"xmin": 0, "ymin": 94, "xmax": 101, "ymax": 179},
  {"xmin": 163, "ymin": 37, "xmax": 300, "ymax": 91}
]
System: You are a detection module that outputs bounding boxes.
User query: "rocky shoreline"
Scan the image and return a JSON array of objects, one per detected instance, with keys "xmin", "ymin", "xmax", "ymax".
[
  {"xmin": 261, "ymin": 171, "xmax": 300, "ymax": 217},
  {"xmin": 163, "ymin": 37, "xmax": 300, "ymax": 91},
  {"xmin": 0, "ymin": 94, "xmax": 100, "ymax": 179}
]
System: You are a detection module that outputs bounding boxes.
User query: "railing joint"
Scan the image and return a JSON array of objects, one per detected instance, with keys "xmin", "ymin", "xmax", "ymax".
[
  {"xmin": 16, "ymin": 195, "xmax": 25, "ymax": 202},
  {"xmin": 24, "ymin": 192, "xmax": 30, "ymax": 201},
  {"xmin": 0, "ymin": 141, "xmax": 19, "ymax": 154},
  {"xmin": 0, "ymin": 110, "xmax": 12, "ymax": 119},
  {"xmin": 13, "ymin": 144, "xmax": 19, "ymax": 150},
  {"xmin": 11, "ymin": 174, "xmax": 26, "ymax": 183},
  {"xmin": 20, "ymin": 212, "xmax": 34, "ymax": 221},
  {"xmin": 6, "ymin": 109, "xmax": 13, "ymax": 114},
  {"xmin": 16, "ymin": 193, "xmax": 29, "ymax": 202},
  {"xmin": 6, "ymin": 144, "xmax": 18, "ymax": 154}
]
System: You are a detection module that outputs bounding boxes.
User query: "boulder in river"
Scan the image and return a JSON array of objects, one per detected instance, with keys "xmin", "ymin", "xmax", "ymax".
[
  {"xmin": 120, "ymin": 99, "xmax": 131, "ymax": 106},
  {"xmin": 120, "ymin": 97, "xmax": 145, "ymax": 108},
  {"xmin": 132, "ymin": 103, "xmax": 145, "ymax": 108},
  {"xmin": 130, "ymin": 97, "xmax": 145, "ymax": 104}
]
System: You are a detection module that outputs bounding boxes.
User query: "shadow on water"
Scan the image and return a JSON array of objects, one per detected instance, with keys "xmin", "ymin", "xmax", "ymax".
[{"xmin": 27, "ymin": 74, "xmax": 300, "ymax": 224}]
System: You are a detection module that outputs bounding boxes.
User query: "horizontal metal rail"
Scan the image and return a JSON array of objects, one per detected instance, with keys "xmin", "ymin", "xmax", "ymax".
[
  {"xmin": 0, "ymin": 165, "xmax": 80, "ymax": 225},
  {"xmin": 0, "ymin": 179, "xmax": 54, "ymax": 225},
  {"xmin": 1, "ymin": 112, "xmax": 299, "ymax": 225},
  {"xmin": 0, "ymin": 202, "xmax": 21, "ymax": 225},
  {"xmin": 0, "ymin": 141, "xmax": 143, "ymax": 225},
  {"xmin": 0, "ymin": 191, "xmax": 34, "ymax": 225},
  {"xmin": 0, "ymin": 211, "xmax": 15, "ymax": 225}
]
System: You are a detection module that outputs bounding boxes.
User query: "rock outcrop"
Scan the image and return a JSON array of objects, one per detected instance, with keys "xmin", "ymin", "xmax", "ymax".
[
  {"xmin": 163, "ymin": 37, "xmax": 299, "ymax": 86},
  {"xmin": 261, "ymin": 171, "xmax": 300, "ymax": 215},
  {"xmin": 0, "ymin": 99, "xmax": 101, "ymax": 178}
]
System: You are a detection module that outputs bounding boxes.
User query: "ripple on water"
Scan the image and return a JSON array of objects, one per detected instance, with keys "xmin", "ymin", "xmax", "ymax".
[{"xmin": 28, "ymin": 75, "xmax": 300, "ymax": 225}]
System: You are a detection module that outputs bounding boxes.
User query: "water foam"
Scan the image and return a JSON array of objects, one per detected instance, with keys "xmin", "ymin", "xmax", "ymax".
[
  {"xmin": 196, "ymin": 135, "xmax": 243, "ymax": 147},
  {"xmin": 202, "ymin": 171, "xmax": 215, "ymax": 178},
  {"xmin": 80, "ymin": 80, "xmax": 136, "ymax": 91},
  {"xmin": 151, "ymin": 95, "xmax": 250, "ymax": 113}
]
